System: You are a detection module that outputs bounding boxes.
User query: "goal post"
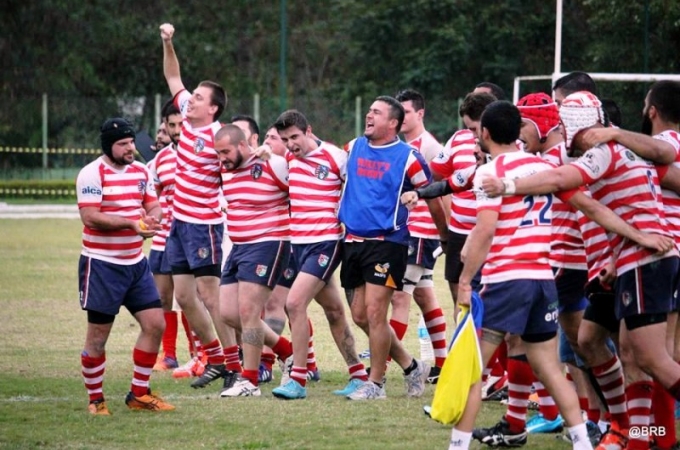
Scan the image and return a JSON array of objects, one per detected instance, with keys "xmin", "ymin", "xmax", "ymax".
[{"xmin": 513, "ymin": 73, "xmax": 680, "ymax": 104}]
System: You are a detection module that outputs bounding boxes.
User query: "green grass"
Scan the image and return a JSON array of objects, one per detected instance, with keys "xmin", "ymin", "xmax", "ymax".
[{"xmin": 0, "ymin": 219, "xmax": 574, "ymax": 449}]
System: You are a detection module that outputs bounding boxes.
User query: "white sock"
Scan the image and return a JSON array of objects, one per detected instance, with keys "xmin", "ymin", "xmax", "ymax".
[
  {"xmin": 448, "ymin": 428, "xmax": 472, "ymax": 449},
  {"xmin": 568, "ymin": 423, "xmax": 593, "ymax": 450}
]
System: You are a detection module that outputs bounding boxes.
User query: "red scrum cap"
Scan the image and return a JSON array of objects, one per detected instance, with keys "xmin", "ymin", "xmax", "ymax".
[{"xmin": 516, "ymin": 93, "xmax": 560, "ymax": 142}]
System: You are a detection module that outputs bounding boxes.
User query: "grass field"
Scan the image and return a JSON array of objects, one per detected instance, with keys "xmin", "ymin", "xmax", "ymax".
[{"xmin": 0, "ymin": 219, "xmax": 576, "ymax": 449}]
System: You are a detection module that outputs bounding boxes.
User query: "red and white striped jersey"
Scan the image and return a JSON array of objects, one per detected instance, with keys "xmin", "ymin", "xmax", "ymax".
[
  {"xmin": 572, "ymin": 141, "xmax": 677, "ymax": 276},
  {"xmin": 222, "ymin": 154, "xmax": 290, "ymax": 244},
  {"xmin": 172, "ymin": 90, "xmax": 224, "ymax": 224},
  {"xmin": 431, "ymin": 129, "xmax": 477, "ymax": 234},
  {"xmin": 474, "ymin": 151, "xmax": 573, "ymax": 284},
  {"xmin": 655, "ymin": 130, "xmax": 680, "ymax": 247},
  {"xmin": 407, "ymin": 130, "xmax": 443, "ymax": 239},
  {"xmin": 541, "ymin": 143, "xmax": 587, "ymax": 270},
  {"xmin": 76, "ymin": 157, "xmax": 157, "ymax": 265},
  {"xmin": 147, "ymin": 145, "xmax": 177, "ymax": 251},
  {"xmin": 288, "ymin": 142, "xmax": 346, "ymax": 244},
  {"xmin": 578, "ymin": 208, "xmax": 612, "ymax": 282}
]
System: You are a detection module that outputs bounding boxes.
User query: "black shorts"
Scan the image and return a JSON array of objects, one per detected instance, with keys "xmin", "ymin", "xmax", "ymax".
[
  {"xmin": 582, "ymin": 277, "xmax": 619, "ymax": 333},
  {"xmin": 445, "ymin": 230, "xmax": 481, "ymax": 288},
  {"xmin": 445, "ymin": 230, "xmax": 467, "ymax": 282},
  {"xmin": 340, "ymin": 240, "xmax": 407, "ymax": 291}
]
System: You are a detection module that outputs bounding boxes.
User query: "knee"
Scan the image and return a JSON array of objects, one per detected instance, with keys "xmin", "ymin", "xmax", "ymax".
[
  {"xmin": 239, "ymin": 302, "xmax": 259, "ymax": 323},
  {"xmin": 285, "ymin": 298, "xmax": 306, "ymax": 318},
  {"xmin": 323, "ymin": 307, "xmax": 344, "ymax": 325},
  {"xmin": 351, "ymin": 309, "xmax": 368, "ymax": 329},
  {"xmin": 143, "ymin": 315, "xmax": 166, "ymax": 338},
  {"xmin": 365, "ymin": 304, "xmax": 387, "ymax": 326}
]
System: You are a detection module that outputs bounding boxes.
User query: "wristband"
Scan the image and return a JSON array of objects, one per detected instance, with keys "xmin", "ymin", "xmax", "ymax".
[{"xmin": 502, "ymin": 178, "xmax": 516, "ymax": 195}]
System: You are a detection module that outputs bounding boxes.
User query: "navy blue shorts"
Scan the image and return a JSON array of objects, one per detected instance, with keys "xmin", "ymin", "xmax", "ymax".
[
  {"xmin": 553, "ymin": 267, "xmax": 588, "ymax": 313},
  {"xmin": 614, "ymin": 256, "xmax": 679, "ymax": 320},
  {"xmin": 78, "ymin": 256, "xmax": 159, "ymax": 316},
  {"xmin": 407, "ymin": 237, "xmax": 439, "ymax": 270},
  {"xmin": 480, "ymin": 279, "xmax": 559, "ymax": 338},
  {"xmin": 221, "ymin": 241, "xmax": 291, "ymax": 288},
  {"xmin": 166, "ymin": 219, "xmax": 223, "ymax": 273},
  {"xmin": 292, "ymin": 240, "xmax": 343, "ymax": 283},
  {"xmin": 276, "ymin": 248, "xmax": 297, "ymax": 289},
  {"xmin": 148, "ymin": 249, "xmax": 172, "ymax": 275}
]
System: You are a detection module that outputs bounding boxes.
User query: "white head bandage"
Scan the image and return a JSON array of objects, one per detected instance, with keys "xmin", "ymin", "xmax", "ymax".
[{"xmin": 559, "ymin": 91, "xmax": 604, "ymax": 150}]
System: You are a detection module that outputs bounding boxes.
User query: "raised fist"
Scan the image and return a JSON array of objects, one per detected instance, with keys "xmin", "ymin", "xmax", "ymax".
[{"xmin": 159, "ymin": 23, "xmax": 175, "ymax": 41}]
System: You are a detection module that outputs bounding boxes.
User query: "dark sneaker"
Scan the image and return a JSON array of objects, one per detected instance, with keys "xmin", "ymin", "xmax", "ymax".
[
  {"xmin": 190, "ymin": 363, "xmax": 226, "ymax": 389},
  {"xmin": 307, "ymin": 368, "xmax": 321, "ymax": 382},
  {"xmin": 484, "ymin": 385, "xmax": 509, "ymax": 402},
  {"xmin": 473, "ymin": 417, "xmax": 527, "ymax": 447},
  {"xmin": 258, "ymin": 363, "xmax": 272, "ymax": 384},
  {"xmin": 482, "ymin": 373, "xmax": 509, "ymax": 401},
  {"xmin": 426, "ymin": 366, "xmax": 441, "ymax": 384},
  {"xmin": 222, "ymin": 370, "xmax": 239, "ymax": 391}
]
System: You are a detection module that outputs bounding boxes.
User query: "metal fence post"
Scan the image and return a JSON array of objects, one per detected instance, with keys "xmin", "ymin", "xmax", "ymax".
[
  {"xmin": 42, "ymin": 93, "xmax": 48, "ymax": 177},
  {"xmin": 354, "ymin": 96, "xmax": 361, "ymax": 138}
]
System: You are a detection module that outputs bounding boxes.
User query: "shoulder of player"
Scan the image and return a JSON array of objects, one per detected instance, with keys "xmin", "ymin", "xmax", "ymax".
[{"xmin": 266, "ymin": 153, "xmax": 289, "ymax": 169}]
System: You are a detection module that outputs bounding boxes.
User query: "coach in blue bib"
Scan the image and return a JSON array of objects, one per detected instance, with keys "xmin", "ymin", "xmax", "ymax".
[{"xmin": 337, "ymin": 95, "xmax": 446, "ymax": 401}]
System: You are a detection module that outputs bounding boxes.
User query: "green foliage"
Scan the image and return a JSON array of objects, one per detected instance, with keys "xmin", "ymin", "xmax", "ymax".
[{"xmin": 2, "ymin": 0, "xmax": 679, "ymax": 151}]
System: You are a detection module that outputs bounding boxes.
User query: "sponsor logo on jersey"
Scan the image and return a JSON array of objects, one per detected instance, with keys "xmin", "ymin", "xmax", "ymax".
[
  {"xmin": 251, "ymin": 164, "xmax": 263, "ymax": 180},
  {"xmin": 581, "ymin": 151, "xmax": 600, "ymax": 174},
  {"xmin": 137, "ymin": 180, "xmax": 147, "ymax": 194},
  {"xmin": 81, "ymin": 186, "xmax": 102, "ymax": 195}
]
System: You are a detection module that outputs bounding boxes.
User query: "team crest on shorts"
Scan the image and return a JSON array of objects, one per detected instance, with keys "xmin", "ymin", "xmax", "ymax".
[
  {"xmin": 318, "ymin": 254, "xmax": 329, "ymax": 267},
  {"xmin": 251, "ymin": 164, "xmax": 263, "ymax": 180},
  {"xmin": 256, "ymin": 264, "xmax": 268, "ymax": 277},
  {"xmin": 283, "ymin": 268, "xmax": 295, "ymax": 279},
  {"xmin": 194, "ymin": 137, "xmax": 205, "ymax": 154},
  {"xmin": 621, "ymin": 291, "xmax": 632, "ymax": 307},
  {"xmin": 197, "ymin": 247, "xmax": 210, "ymax": 259},
  {"xmin": 137, "ymin": 180, "xmax": 147, "ymax": 194},
  {"xmin": 315, "ymin": 165, "xmax": 330, "ymax": 180}
]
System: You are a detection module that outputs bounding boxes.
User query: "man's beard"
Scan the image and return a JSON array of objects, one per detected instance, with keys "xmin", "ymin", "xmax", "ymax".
[
  {"xmin": 111, "ymin": 154, "xmax": 133, "ymax": 166},
  {"xmin": 224, "ymin": 151, "xmax": 244, "ymax": 170}
]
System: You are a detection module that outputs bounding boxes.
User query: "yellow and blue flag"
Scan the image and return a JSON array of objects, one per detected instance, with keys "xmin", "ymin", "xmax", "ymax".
[{"xmin": 429, "ymin": 291, "xmax": 484, "ymax": 425}]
